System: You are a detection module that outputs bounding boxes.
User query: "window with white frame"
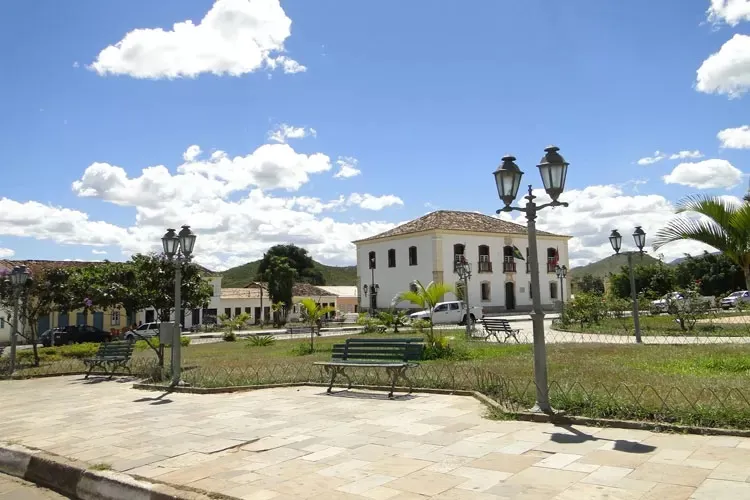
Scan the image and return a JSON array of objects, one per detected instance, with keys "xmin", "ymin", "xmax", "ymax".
[
  {"xmin": 111, "ymin": 310, "xmax": 120, "ymax": 326},
  {"xmin": 480, "ymin": 282, "xmax": 491, "ymax": 301}
]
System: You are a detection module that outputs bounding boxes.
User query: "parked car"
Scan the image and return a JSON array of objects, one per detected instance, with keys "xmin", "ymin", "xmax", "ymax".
[
  {"xmin": 720, "ymin": 291, "xmax": 750, "ymax": 310},
  {"xmin": 39, "ymin": 327, "xmax": 66, "ymax": 347},
  {"xmin": 409, "ymin": 301, "xmax": 482, "ymax": 325},
  {"xmin": 49, "ymin": 325, "xmax": 112, "ymax": 345},
  {"xmin": 650, "ymin": 292, "xmax": 715, "ymax": 314},
  {"xmin": 123, "ymin": 322, "xmax": 184, "ymax": 341}
]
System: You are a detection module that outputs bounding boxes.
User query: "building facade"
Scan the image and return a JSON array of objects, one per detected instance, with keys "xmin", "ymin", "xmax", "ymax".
[{"xmin": 353, "ymin": 210, "xmax": 571, "ymax": 314}]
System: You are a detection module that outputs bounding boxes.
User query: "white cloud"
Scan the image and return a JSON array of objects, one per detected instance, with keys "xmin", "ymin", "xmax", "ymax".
[
  {"xmin": 662, "ymin": 159, "xmax": 742, "ymax": 189},
  {"xmin": 267, "ymin": 124, "xmax": 316, "ymax": 143},
  {"xmin": 669, "ymin": 150, "xmax": 703, "ymax": 160},
  {"xmin": 182, "ymin": 144, "xmax": 202, "ymax": 162},
  {"xmin": 91, "ymin": 249, "xmax": 107, "ymax": 255},
  {"xmin": 72, "ymin": 61, "xmax": 79, "ymax": 68},
  {"xmin": 696, "ymin": 34, "xmax": 750, "ymax": 98},
  {"xmin": 637, "ymin": 151, "xmax": 665, "ymax": 165},
  {"xmin": 0, "ymin": 248, "xmax": 14, "ymax": 259},
  {"xmin": 89, "ymin": 0, "xmax": 305, "ymax": 79},
  {"xmin": 707, "ymin": 0, "xmax": 750, "ymax": 26},
  {"xmin": 718, "ymin": 125, "xmax": 750, "ymax": 149},
  {"xmin": 66, "ymin": 141, "xmax": 404, "ymax": 269},
  {"xmin": 334, "ymin": 156, "xmax": 362, "ymax": 179},
  {"xmin": 499, "ymin": 185, "xmax": 720, "ymax": 267},
  {"xmin": 346, "ymin": 193, "xmax": 403, "ymax": 211},
  {"xmin": 0, "ymin": 198, "xmax": 128, "ymax": 247}
]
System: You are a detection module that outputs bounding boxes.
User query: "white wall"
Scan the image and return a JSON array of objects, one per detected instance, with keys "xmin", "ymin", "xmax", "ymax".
[
  {"xmin": 0, "ymin": 313, "xmax": 10, "ymax": 344},
  {"xmin": 357, "ymin": 234, "xmax": 436, "ymax": 311},
  {"xmin": 357, "ymin": 232, "xmax": 570, "ymax": 313}
]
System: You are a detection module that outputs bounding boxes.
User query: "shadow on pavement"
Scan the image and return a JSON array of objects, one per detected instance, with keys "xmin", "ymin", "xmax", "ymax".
[
  {"xmin": 133, "ymin": 392, "xmax": 173, "ymax": 405},
  {"xmin": 320, "ymin": 390, "xmax": 418, "ymax": 401},
  {"xmin": 549, "ymin": 424, "xmax": 656, "ymax": 454}
]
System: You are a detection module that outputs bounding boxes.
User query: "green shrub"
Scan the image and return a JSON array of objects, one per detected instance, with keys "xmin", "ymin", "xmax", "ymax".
[
  {"xmin": 134, "ymin": 339, "xmax": 159, "ymax": 351},
  {"xmin": 290, "ymin": 343, "xmax": 314, "ymax": 356},
  {"xmin": 223, "ymin": 331, "xmax": 237, "ymax": 342},
  {"xmin": 248, "ymin": 335, "xmax": 275, "ymax": 347},
  {"xmin": 357, "ymin": 314, "xmax": 385, "ymax": 333},
  {"xmin": 180, "ymin": 336, "xmax": 191, "ymax": 347},
  {"xmin": 58, "ymin": 343, "xmax": 99, "ymax": 359},
  {"xmin": 410, "ymin": 319, "xmax": 430, "ymax": 333}
]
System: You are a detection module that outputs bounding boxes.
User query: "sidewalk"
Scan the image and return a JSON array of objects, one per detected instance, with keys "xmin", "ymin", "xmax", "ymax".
[{"xmin": 2, "ymin": 376, "xmax": 748, "ymax": 499}]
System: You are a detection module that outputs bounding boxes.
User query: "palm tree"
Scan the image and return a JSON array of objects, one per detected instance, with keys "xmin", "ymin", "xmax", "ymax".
[
  {"xmin": 298, "ymin": 298, "xmax": 336, "ymax": 352},
  {"xmin": 398, "ymin": 280, "xmax": 454, "ymax": 345},
  {"xmin": 653, "ymin": 195, "xmax": 750, "ymax": 290}
]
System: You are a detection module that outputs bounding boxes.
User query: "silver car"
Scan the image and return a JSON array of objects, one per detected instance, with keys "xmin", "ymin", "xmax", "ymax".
[{"xmin": 721, "ymin": 291, "xmax": 750, "ymax": 309}]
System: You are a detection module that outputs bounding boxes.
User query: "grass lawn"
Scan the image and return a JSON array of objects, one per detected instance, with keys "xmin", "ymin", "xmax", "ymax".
[
  {"xmin": 7, "ymin": 330, "xmax": 750, "ymax": 428},
  {"xmin": 554, "ymin": 313, "xmax": 750, "ymax": 337}
]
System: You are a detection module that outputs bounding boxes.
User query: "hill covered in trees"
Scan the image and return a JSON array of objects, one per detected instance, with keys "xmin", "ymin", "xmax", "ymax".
[{"xmin": 221, "ymin": 260, "xmax": 357, "ymax": 288}]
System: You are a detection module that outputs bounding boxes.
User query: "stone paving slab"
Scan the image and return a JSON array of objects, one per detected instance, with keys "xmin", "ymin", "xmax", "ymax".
[
  {"xmin": 0, "ymin": 472, "xmax": 69, "ymax": 499},
  {"xmin": 2, "ymin": 376, "xmax": 750, "ymax": 498}
]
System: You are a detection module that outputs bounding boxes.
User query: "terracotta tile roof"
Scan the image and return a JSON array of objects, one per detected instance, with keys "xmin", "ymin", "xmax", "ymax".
[
  {"xmin": 221, "ymin": 288, "xmax": 268, "ymax": 300},
  {"xmin": 353, "ymin": 210, "xmax": 567, "ymax": 243},
  {"xmin": 244, "ymin": 281, "xmax": 335, "ymax": 297}
]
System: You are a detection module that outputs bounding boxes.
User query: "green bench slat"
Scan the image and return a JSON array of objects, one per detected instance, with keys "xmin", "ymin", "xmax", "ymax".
[{"xmin": 345, "ymin": 338, "xmax": 423, "ymax": 343}]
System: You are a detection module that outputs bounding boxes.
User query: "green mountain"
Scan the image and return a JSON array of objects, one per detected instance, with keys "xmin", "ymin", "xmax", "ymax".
[
  {"xmin": 221, "ymin": 260, "xmax": 357, "ymax": 288},
  {"xmin": 569, "ymin": 253, "xmax": 660, "ymax": 279}
]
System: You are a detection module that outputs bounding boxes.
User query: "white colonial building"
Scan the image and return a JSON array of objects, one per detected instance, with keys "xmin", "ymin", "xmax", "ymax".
[{"xmin": 353, "ymin": 210, "xmax": 571, "ymax": 314}]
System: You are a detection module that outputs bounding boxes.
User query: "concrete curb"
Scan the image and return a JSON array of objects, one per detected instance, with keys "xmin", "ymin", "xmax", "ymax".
[{"xmin": 0, "ymin": 443, "xmax": 218, "ymax": 500}]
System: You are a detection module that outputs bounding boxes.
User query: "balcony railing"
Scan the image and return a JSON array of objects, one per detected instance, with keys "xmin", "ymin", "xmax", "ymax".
[
  {"xmin": 547, "ymin": 262, "xmax": 557, "ymax": 273},
  {"xmin": 478, "ymin": 261, "xmax": 492, "ymax": 273},
  {"xmin": 503, "ymin": 260, "xmax": 516, "ymax": 273},
  {"xmin": 453, "ymin": 255, "xmax": 465, "ymax": 272}
]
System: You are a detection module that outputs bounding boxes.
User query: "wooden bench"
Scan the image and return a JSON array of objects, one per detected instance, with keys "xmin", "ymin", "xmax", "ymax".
[
  {"xmin": 479, "ymin": 318, "xmax": 521, "ymax": 343},
  {"xmin": 286, "ymin": 326, "xmax": 316, "ymax": 336},
  {"xmin": 83, "ymin": 340, "xmax": 135, "ymax": 379},
  {"xmin": 314, "ymin": 338, "xmax": 424, "ymax": 398}
]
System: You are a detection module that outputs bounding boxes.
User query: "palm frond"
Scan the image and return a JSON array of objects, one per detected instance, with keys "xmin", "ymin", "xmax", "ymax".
[
  {"xmin": 399, "ymin": 291, "xmax": 425, "ymax": 307},
  {"xmin": 652, "ymin": 216, "xmax": 727, "ymax": 251},
  {"xmin": 674, "ymin": 195, "xmax": 739, "ymax": 229}
]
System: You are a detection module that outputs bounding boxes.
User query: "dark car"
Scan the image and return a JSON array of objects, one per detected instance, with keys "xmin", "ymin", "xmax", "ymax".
[
  {"xmin": 48, "ymin": 325, "xmax": 112, "ymax": 346},
  {"xmin": 40, "ymin": 327, "xmax": 66, "ymax": 347}
]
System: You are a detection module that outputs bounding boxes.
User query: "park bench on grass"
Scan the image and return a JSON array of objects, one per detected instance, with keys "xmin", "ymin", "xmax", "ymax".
[
  {"xmin": 314, "ymin": 337, "xmax": 424, "ymax": 398},
  {"xmin": 83, "ymin": 340, "xmax": 134, "ymax": 379},
  {"xmin": 286, "ymin": 325, "xmax": 316, "ymax": 336},
  {"xmin": 479, "ymin": 317, "xmax": 521, "ymax": 343}
]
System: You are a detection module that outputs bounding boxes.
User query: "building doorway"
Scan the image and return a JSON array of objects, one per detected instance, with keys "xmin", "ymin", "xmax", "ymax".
[{"xmin": 505, "ymin": 282, "xmax": 516, "ymax": 310}]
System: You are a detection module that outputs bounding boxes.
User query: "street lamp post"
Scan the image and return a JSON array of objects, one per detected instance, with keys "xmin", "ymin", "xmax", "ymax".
[
  {"xmin": 493, "ymin": 146, "xmax": 570, "ymax": 415},
  {"xmin": 555, "ymin": 265, "xmax": 568, "ymax": 309},
  {"xmin": 364, "ymin": 253, "xmax": 379, "ymax": 317},
  {"xmin": 608, "ymin": 227, "xmax": 646, "ymax": 344},
  {"xmin": 7, "ymin": 265, "xmax": 30, "ymax": 374},
  {"xmin": 161, "ymin": 225, "xmax": 197, "ymax": 386},
  {"xmin": 455, "ymin": 256, "xmax": 473, "ymax": 338}
]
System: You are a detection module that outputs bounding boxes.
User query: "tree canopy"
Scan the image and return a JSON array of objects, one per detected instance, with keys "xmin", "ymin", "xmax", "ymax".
[{"xmin": 256, "ymin": 244, "xmax": 324, "ymax": 285}]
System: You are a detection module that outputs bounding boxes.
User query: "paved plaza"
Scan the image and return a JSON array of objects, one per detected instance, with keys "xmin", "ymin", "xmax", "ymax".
[
  {"xmin": 0, "ymin": 473, "xmax": 68, "ymax": 499},
  {"xmin": 3, "ymin": 376, "xmax": 750, "ymax": 499}
]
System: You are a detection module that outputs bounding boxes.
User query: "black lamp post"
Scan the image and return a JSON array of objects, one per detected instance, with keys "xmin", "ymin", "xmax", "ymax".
[
  {"xmin": 609, "ymin": 226, "xmax": 646, "ymax": 344},
  {"xmin": 555, "ymin": 264, "xmax": 568, "ymax": 308},
  {"xmin": 161, "ymin": 225, "xmax": 196, "ymax": 386},
  {"xmin": 455, "ymin": 256, "xmax": 473, "ymax": 338},
  {"xmin": 7, "ymin": 265, "xmax": 30, "ymax": 374},
  {"xmin": 493, "ymin": 145, "xmax": 570, "ymax": 415}
]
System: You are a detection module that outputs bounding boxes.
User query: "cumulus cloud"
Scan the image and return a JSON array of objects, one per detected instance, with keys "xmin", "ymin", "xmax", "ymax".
[
  {"xmin": 267, "ymin": 124, "xmax": 316, "ymax": 143},
  {"xmin": 91, "ymin": 249, "xmax": 107, "ymax": 255},
  {"xmin": 334, "ymin": 156, "xmax": 362, "ymax": 179},
  {"xmin": 89, "ymin": 0, "xmax": 305, "ymax": 79},
  {"xmin": 182, "ymin": 145, "xmax": 202, "ymax": 162},
  {"xmin": 66, "ymin": 141, "xmax": 405, "ymax": 268},
  {"xmin": 669, "ymin": 150, "xmax": 703, "ymax": 160},
  {"xmin": 707, "ymin": 0, "xmax": 750, "ymax": 25},
  {"xmin": 0, "ymin": 198, "xmax": 128, "ymax": 247},
  {"xmin": 718, "ymin": 125, "xmax": 750, "ymax": 149},
  {"xmin": 696, "ymin": 34, "xmax": 750, "ymax": 98},
  {"xmin": 346, "ymin": 193, "xmax": 404, "ymax": 210},
  {"xmin": 636, "ymin": 151, "xmax": 665, "ymax": 165},
  {"xmin": 0, "ymin": 248, "xmax": 14, "ymax": 259},
  {"xmin": 499, "ymin": 185, "xmax": 720, "ymax": 267},
  {"xmin": 662, "ymin": 159, "xmax": 742, "ymax": 189}
]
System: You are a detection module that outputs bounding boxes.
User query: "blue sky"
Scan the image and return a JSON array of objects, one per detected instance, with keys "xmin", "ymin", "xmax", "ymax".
[{"xmin": 1, "ymin": 0, "xmax": 749, "ymax": 269}]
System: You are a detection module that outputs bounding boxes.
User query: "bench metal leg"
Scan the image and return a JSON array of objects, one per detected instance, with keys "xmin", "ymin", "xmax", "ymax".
[
  {"xmin": 85, "ymin": 361, "xmax": 102, "ymax": 379},
  {"xmin": 340, "ymin": 368, "xmax": 353, "ymax": 390},
  {"xmin": 400, "ymin": 367, "xmax": 414, "ymax": 395},
  {"xmin": 324, "ymin": 365, "xmax": 336, "ymax": 393}
]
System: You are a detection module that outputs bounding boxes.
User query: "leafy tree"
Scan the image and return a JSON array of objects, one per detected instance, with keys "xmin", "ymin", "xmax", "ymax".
[
  {"xmin": 565, "ymin": 292, "xmax": 606, "ymax": 329},
  {"xmin": 130, "ymin": 254, "xmax": 213, "ymax": 322},
  {"xmin": 297, "ymin": 298, "xmax": 335, "ymax": 352},
  {"xmin": 675, "ymin": 251, "xmax": 745, "ymax": 297},
  {"xmin": 271, "ymin": 301, "xmax": 287, "ymax": 328},
  {"xmin": 0, "ymin": 266, "xmax": 69, "ymax": 366},
  {"xmin": 264, "ymin": 256, "xmax": 297, "ymax": 314},
  {"xmin": 609, "ymin": 261, "xmax": 676, "ymax": 300},
  {"xmin": 571, "ymin": 273, "xmax": 605, "ymax": 295},
  {"xmin": 398, "ymin": 280, "xmax": 454, "ymax": 346},
  {"xmin": 654, "ymin": 195, "xmax": 750, "ymax": 291},
  {"xmin": 378, "ymin": 309, "xmax": 409, "ymax": 333},
  {"xmin": 257, "ymin": 244, "xmax": 324, "ymax": 285}
]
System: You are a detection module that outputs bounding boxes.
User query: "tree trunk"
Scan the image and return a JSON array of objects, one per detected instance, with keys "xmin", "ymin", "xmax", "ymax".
[
  {"xmin": 31, "ymin": 328, "xmax": 39, "ymax": 367},
  {"xmin": 744, "ymin": 265, "xmax": 750, "ymax": 293}
]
